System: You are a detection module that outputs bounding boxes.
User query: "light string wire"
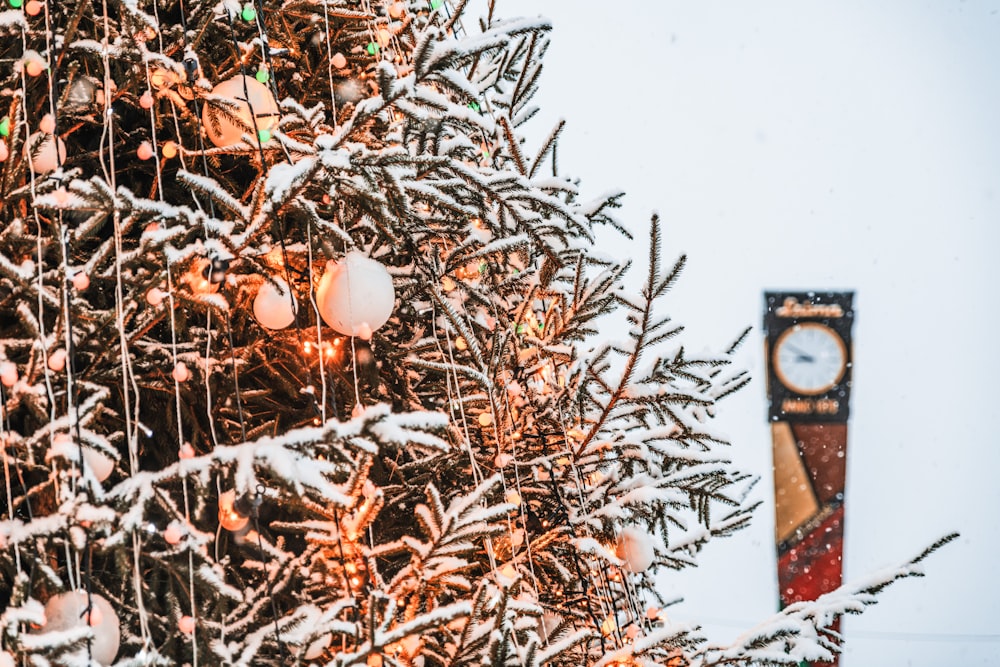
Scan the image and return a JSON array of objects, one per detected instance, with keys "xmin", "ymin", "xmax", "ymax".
[
  {"xmin": 534, "ymin": 292, "xmax": 636, "ymax": 649},
  {"xmin": 444, "ymin": 270, "xmax": 543, "ymax": 599},
  {"xmin": 306, "ymin": 221, "xmax": 332, "ymax": 422},
  {"xmin": 149, "ymin": 0, "xmax": 206, "ymax": 218},
  {"xmin": 26, "ymin": 0, "xmax": 88, "ymax": 622},
  {"xmin": 427, "ymin": 285, "xmax": 499, "ymax": 577},
  {"xmin": 427, "ymin": 0, "xmax": 548, "ymax": 612},
  {"xmin": 0, "ymin": 381, "xmax": 21, "ymax": 575},
  {"xmin": 215, "ymin": 4, "xmax": 333, "ymax": 657},
  {"xmin": 138, "ymin": 4, "xmax": 208, "ymax": 657},
  {"xmin": 14, "ymin": 12, "xmax": 52, "ymax": 589},
  {"xmin": 319, "ymin": 0, "xmax": 338, "ymax": 123},
  {"xmin": 165, "ymin": 261, "xmax": 199, "ymax": 667},
  {"xmin": 434, "ymin": 1, "xmax": 630, "ymax": 648},
  {"xmin": 203, "ymin": 310, "xmax": 221, "ymax": 450},
  {"xmin": 175, "ymin": 0, "xmax": 216, "ymax": 220},
  {"xmin": 249, "ymin": 487, "xmax": 289, "ymax": 659},
  {"xmin": 379, "ymin": 0, "xmax": 516, "ymax": 585},
  {"xmin": 371, "ymin": 0, "xmax": 597, "ymax": 644},
  {"xmin": 87, "ymin": 0, "xmax": 159, "ymax": 650},
  {"xmin": 221, "ymin": 1, "xmax": 327, "ymax": 431},
  {"xmin": 480, "ymin": 0, "xmax": 647, "ymax": 629},
  {"xmin": 29, "ymin": 0, "xmax": 98, "ymax": 655}
]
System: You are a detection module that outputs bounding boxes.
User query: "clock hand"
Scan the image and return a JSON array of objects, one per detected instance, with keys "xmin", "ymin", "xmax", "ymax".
[{"xmin": 784, "ymin": 343, "xmax": 815, "ymax": 363}]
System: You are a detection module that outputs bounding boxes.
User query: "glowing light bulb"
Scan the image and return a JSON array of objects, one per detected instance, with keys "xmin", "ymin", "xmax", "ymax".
[
  {"xmin": 47, "ymin": 348, "xmax": 67, "ymax": 372},
  {"xmin": 25, "ymin": 59, "xmax": 44, "ymax": 77},
  {"xmin": 0, "ymin": 361, "xmax": 18, "ymax": 387},
  {"xmin": 146, "ymin": 287, "xmax": 165, "ymax": 306},
  {"xmin": 38, "ymin": 114, "xmax": 55, "ymax": 134},
  {"xmin": 218, "ymin": 490, "xmax": 249, "ymax": 532},
  {"xmin": 171, "ymin": 362, "xmax": 190, "ymax": 382},
  {"xmin": 164, "ymin": 523, "xmax": 184, "ymax": 545},
  {"xmin": 178, "ymin": 615, "xmax": 195, "ymax": 634}
]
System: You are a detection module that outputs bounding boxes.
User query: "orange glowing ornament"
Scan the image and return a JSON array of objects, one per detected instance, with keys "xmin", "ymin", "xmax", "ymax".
[{"xmin": 218, "ymin": 490, "xmax": 249, "ymax": 532}]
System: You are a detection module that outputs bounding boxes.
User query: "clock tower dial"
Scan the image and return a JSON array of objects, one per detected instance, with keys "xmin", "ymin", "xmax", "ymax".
[
  {"xmin": 763, "ymin": 292, "xmax": 854, "ymax": 422},
  {"xmin": 773, "ymin": 322, "xmax": 847, "ymax": 395}
]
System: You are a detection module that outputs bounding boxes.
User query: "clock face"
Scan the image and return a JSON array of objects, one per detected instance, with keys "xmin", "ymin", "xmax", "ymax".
[{"xmin": 773, "ymin": 323, "xmax": 848, "ymax": 395}]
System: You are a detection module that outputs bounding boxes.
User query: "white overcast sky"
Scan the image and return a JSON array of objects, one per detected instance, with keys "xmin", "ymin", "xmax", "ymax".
[{"xmin": 477, "ymin": 1, "xmax": 1000, "ymax": 664}]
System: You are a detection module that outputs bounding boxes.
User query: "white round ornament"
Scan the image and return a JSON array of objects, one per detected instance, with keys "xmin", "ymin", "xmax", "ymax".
[
  {"xmin": 316, "ymin": 252, "xmax": 395, "ymax": 337},
  {"xmin": 24, "ymin": 131, "xmax": 66, "ymax": 174},
  {"xmin": 615, "ymin": 526, "xmax": 656, "ymax": 572},
  {"xmin": 67, "ymin": 76, "xmax": 97, "ymax": 107},
  {"xmin": 202, "ymin": 75, "xmax": 279, "ymax": 147},
  {"xmin": 43, "ymin": 591, "xmax": 120, "ymax": 666},
  {"xmin": 0, "ymin": 361, "xmax": 17, "ymax": 387},
  {"xmin": 304, "ymin": 633, "xmax": 331, "ymax": 660},
  {"xmin": 83, "ymin": 446, "xmax": 115, "ymax": 482},
  {"xmin": 253, "ymin": 276, "xmax": 297, "ymax": 330}
]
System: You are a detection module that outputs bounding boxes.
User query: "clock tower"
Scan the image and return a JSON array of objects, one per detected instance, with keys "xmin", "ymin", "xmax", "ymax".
[{"xmin": 764, "ymin": 291, "xmax": 855, "ymax": 667}]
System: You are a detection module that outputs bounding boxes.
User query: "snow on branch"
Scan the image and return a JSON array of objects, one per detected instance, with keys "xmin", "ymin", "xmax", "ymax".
[{"xmin": 694, "ymin": 533, "xmax": 959, "ymax": 666}]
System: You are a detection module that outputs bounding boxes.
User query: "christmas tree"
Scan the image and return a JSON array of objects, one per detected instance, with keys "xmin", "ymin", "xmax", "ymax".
[{"xmin": 0, "ymin": 0, "xmax": 953, "ymax": 665}]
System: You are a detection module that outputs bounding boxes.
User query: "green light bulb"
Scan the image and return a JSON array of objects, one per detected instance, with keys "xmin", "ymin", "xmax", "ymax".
[
  {"xmin": 0, "ymin": 118, "xmax": 9, "ymax": 137},
  {"xmin": 9, "ymin": 0, "xmax": 23, "ymax": 8},
  {"xmin": 241, "ymin": 3, "xmax": 256, "ymax": 21},
  {"xmin": 430, "ymin": 0, "xmax": 443, "ymax": 8},
  {"xmin": 516, "ymin": 324, "xmax": 525, "ymax": 334},
  {"xmin": 255, "ymin": 69, "xmax": 269, "ymax": 84},
  {"xmin": 366, "ymin": 42, "xmax": 379, "ymax": 55},
  {"xmin": 257, "ymin": 128, "xmax": 271, "ymax": 143}
]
